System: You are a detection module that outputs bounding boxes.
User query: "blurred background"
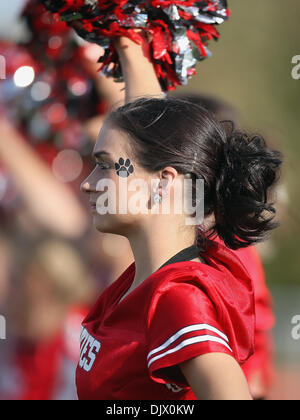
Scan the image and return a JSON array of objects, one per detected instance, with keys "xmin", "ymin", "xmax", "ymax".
[{"xmin": 0, "ymin": 0, "xmax": 299, "ymax": 400}]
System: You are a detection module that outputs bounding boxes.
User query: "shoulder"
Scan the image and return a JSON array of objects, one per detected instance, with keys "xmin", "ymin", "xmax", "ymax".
[
  {"xmin": 146, "ymin": 262, "xmax": 224, "ymax": 328},
  {"xmin": 145, "ymin": 245, "xmax": 255, "ymax": 365},
  {"xmin": 147, "ymin": 251, "xmax": 252, "ymax": 317}
]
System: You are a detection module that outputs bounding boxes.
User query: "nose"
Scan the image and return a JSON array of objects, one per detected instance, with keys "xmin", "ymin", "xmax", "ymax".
[
  {"xmin": 80, "ymin": 179, "xmax": 92, "ymax": 194},
  {"xmin": 80, "ymin": 171, "xmax": 96, "ymax": 194},
  {"xmin": 80, "ymin": 165, "xmax": 101, "ymax": 194}
]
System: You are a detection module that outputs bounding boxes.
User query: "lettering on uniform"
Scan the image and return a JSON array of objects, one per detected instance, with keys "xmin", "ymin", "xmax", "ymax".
[
  {"xmin": 165, "ymin": 382, "xmax": 184, "ymax": 393},
  {"xmin": 79, "ymin": 326, "xmax": 101, "ymax": 372}
]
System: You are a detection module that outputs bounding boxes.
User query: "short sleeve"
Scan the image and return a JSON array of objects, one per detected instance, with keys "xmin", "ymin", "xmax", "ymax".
[{"xmin": 146, "ymin": 282, "xmax": 234, "ymax": 387}]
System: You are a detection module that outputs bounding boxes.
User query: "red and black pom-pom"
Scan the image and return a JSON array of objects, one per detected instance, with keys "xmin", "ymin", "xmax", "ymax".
[
  {"xmin": 40, "ymin": 0, "xmax": 229, "ymax": 91},
  {"xmin": 0, "ymin": 1, "xmax": 108, "ymax": 156}
]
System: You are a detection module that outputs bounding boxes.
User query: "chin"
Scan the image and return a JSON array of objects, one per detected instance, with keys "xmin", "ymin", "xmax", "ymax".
[
  {"xmin": 93, "ymin": 214, "xmax": 113, "ymax": 234},
  {"xmin": 93, "ymin": 213, "xmax": 122, "ymax": 235},
  {"xmin": 94, "ymin": 212, "xmax": 136, "ymax": 237}
]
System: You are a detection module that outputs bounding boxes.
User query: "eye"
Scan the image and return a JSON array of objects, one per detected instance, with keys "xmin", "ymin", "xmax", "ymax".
[{"xmin": 96, "ymin": 162, "xmax": 111, "ymax": 170}]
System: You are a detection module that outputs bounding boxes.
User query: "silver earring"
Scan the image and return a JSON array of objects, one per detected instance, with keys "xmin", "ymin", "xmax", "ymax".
[{"xmin": 153, "ymin": 193, "xmax": 162, "ymax": 204}]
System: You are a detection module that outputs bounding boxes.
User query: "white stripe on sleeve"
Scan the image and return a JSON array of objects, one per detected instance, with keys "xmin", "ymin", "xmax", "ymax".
[
  {"xmin": 147, "ymin": 334, "xmax": 233, "ymax": 368},
  {"xmin": 147, "ymin": 323, "xmax": 230, "ymax": 361}
]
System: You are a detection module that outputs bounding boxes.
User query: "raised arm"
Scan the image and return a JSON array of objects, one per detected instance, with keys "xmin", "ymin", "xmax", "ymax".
[
  {"xmin": 113, "ymin": 32, "xmax": 163, "ymax": 104},
  {"xmin": 0, "ymin": 117, "xmax": 88, "ymax": 238}
]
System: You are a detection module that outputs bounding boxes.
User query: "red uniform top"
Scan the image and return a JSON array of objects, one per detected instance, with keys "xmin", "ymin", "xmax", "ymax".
[
  {"xmin": 214, "ymin": 237, "xmax": 275, "ymax": 390},
  {"xmin": 76, "ymin": 240, "xmax": 255, "ymax": 400},
  {"xmin": 234, "ymin": 246, "xmax": 275, "ymax": 388}
]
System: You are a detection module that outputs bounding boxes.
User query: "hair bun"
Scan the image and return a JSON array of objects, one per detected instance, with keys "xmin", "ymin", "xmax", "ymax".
[{"xmin": 213, "ymin": 130, "xmax": 283, "ymax": 249}]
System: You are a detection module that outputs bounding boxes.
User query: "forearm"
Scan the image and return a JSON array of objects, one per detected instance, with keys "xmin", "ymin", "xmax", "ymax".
[
  {"xmin": 96, "ymin": 74, "xmax": 125, "ymax": 108},
  {"xmin": 113, "ymin": 34, "xmax": 163, "ymax": 103},
  {"xmin": 0, "ymin": 118, "xmax": 88, "ymax": 238}
]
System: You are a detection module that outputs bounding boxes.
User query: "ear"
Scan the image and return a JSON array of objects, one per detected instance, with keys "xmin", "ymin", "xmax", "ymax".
[{"xmin": 159, "ymin": 167, "xmax": 179, "ymax": 193}]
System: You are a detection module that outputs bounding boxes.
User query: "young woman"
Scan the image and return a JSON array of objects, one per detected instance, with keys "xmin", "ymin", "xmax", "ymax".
[{"xmin": 77, "ymin": 36, "xmax": 282, "ymax": 400}]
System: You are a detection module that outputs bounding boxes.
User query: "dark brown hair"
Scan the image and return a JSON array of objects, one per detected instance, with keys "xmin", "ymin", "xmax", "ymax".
[{"xmin": 107, "ymin": 97, "xmax": 282, "ymax": 250}]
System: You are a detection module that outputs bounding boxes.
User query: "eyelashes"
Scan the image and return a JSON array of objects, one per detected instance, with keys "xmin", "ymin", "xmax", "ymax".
[
  {"xmin": 96, "ymin": 162, "xmax": 111, "ymax": 170},
  {"xmin": 95, "ymin": 158, "xmax": 135, "ymax": 177}
]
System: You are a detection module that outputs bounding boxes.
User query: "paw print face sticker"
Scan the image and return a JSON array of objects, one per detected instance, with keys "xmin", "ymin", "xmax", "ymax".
[{"xmin": 115, "ymin": 158, "xmax": 134, "ymax": 178}]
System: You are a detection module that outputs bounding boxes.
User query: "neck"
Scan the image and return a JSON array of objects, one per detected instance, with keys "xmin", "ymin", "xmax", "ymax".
[{"xmin": 127, "ymin": 216, "xmax": 196, "ymax": 287}]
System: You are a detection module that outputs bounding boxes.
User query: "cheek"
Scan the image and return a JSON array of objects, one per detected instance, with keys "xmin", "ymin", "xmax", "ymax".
[
  {"xmin": 114, "ymin": 157, "xmax": 135, "ymax": 179},
  {"xmin": 95, "ymin": 168, "xmax": 152, "ymax": 216},
  {"xmin": 126, "ymin": 177, "xmax": 153, "ymax": 214},
  {"xmin": 93, "ymin": 169, "xmax": 117, "ymax": 194}
]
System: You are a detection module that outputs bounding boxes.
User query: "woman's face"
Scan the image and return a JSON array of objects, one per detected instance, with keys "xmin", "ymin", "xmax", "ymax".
[{"xmin": 81, "ymin": 121, "xmax": 157, "ymax": 235}]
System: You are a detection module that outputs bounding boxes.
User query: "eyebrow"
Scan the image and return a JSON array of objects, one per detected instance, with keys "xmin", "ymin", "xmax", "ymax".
[{"xmin": 93, "ymin": 151, "xmax": 113, "ymax": 160}]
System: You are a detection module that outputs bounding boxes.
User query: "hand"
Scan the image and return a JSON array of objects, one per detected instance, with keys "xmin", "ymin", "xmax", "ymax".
[{"xmin": 113, "ymin": 29, "xmax": 152, "ymax": 63}]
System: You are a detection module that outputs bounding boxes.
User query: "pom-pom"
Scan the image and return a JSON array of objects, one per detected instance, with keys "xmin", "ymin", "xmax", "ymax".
[
  {"xmin": 0, "ymin": 1, "xmax": 107, "ymax": 156},
  {"xmin": 40, "ymin": 0, "xmax": 229, "ymax": 91},
  {"xmin": 0, "ymin": 41, "xmax": 100, "ymax": 156}
]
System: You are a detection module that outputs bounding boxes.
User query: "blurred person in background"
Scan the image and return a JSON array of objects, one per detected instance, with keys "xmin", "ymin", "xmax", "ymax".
[
  {"xmin": 0, "ymin": 236, "xmax": 96, "ymax": 400},
  {"xmin": 0, "ymin": 231, "xmax": 12, "ymax": 310}
]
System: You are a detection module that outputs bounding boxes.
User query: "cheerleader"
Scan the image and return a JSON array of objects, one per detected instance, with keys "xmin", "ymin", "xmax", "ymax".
[{"xmin": 77, "ymin": 35, "xmax": 282, "ymax": 400}]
